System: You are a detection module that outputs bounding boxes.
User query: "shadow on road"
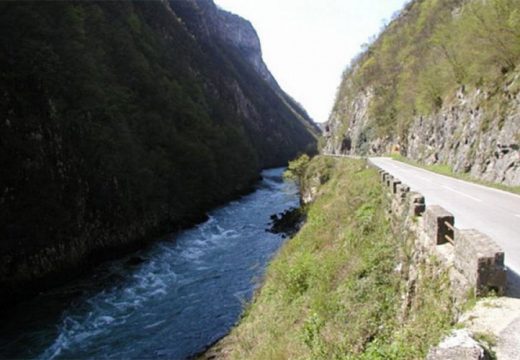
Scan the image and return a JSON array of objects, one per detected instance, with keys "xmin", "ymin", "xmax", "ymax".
[{"xmin": 506, "ymin": 268, "xmax": 520, "ymax": 299}]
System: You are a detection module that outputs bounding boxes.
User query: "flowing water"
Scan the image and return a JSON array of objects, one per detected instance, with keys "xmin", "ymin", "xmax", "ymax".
[{"xmin": 0, "ymin": 168, "xmax": 298, "ymax": 360}]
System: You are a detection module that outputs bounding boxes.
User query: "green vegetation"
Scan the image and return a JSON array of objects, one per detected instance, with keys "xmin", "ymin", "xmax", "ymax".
[
  {"xmin": 474, "ymin": 332, "xmax": 498, "ymax": 360},
  {"xmin": 0, "ymin": 1, "xmax": 317, "ymax": 299},
  {"xmin": 391, "ymin": 154, "xmax": 520, "ymax": 195},
  {"xmin": 335, "ymin": 0, "xmax": 520, "ymax": 139},
  {"xmin": 215, "ymin": 157, "xmax": 456, "ymax": 359},
  {"xmin": 284, "ymin": 154, "xmax": 311, "ymax": 181}
]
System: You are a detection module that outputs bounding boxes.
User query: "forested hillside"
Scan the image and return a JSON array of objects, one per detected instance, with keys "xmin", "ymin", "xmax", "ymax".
[
  {"xmin": 0, "ymin": 0, "xmax": 318, "ymax": 304},
  {"xmin": 324, "ymin": 0, "xmax": 520, "ymax": 185}
]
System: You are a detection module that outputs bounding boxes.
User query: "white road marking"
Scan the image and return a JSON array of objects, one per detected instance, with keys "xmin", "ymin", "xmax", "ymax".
[
  {"xmin": 416, "ymin": 175, "xmax": 434, "ymax": 183},
  {"xmin": 442, "ymin": 185, "xmax": 483, "ymax": 202},
  {"xmin": 384, "ymin": 158, "xmax": 520, "ymax": 200}
]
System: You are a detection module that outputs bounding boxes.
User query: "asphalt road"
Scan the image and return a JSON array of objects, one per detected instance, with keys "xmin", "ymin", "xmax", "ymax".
[{"xmin": 369, "ymin": 157, "xmax": 520, "ymax": 277}]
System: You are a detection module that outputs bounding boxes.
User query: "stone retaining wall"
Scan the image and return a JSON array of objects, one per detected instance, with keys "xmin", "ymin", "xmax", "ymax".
[{"xmin": 372, "ymin": 163, "xmax": 507, "ymax": 297}]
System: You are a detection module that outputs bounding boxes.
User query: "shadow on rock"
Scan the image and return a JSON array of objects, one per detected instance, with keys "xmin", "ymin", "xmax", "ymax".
[{"xmin": 267, "ymin": 207, "xmax": 305, "ymax": 238}]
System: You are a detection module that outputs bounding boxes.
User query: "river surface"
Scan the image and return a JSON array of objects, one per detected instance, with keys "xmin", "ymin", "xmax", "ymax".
[{"xmin": 0, "ymin": 168, "xmax": 298, "ymax": 360}]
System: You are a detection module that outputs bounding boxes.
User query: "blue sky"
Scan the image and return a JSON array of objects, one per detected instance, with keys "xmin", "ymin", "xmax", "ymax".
[{"xmin": 214, "ymin": 0, "xmax": 410, "ymax": 123}]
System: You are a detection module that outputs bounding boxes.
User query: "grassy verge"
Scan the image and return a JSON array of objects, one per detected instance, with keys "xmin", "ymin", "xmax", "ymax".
[
  {"xmin": 210, "ymin": 156, "xmax": 455, "ymax": 359},
  {"xmin": 390, "ymin": 154, "xmax": 520, "ymax": 196}
]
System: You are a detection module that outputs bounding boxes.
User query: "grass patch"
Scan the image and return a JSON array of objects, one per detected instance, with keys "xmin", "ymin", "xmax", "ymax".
[
  {"xmin": 473, "ymin": 332, "xmax": 498, "ymax": 360},
  {"xmin": 214, "ymin": 156, "xmax": 456, "ymax": 359},
  {"xmin": 390, "ymin": 154, "xmax": 520, "ymax": 196}
]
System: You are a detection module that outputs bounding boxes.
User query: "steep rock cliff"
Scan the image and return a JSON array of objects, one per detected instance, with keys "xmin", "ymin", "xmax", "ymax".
[
  {"xmin": 407, "ymin": 84, "xmax": 520, "ymax": 185},
  {"xmin": 323, "ymin": 0, "xmax": 520, "ymax": 186},
  {"xmin": 0, "ymin": 0, "xmax": 318, "ymax": 305},
  {"xmin": 170, "ymin": 0, "xmax": 318, "ymax": 167},
  {"xmin": 172, "ymin": 0, "xmax": 278, "ymax": 87},
  {"xmin": 324, "ymin": 79, "xmax": 520, "ymax": 185}
]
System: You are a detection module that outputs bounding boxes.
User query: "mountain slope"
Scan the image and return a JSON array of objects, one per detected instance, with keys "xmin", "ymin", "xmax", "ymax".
[
  {"xmin": 323, "ymin": 0, "xmax": 520, "ymax": 185},
  {"xmin": 0, "ymin": 0, "xmax": 318, "ymax": 304}
]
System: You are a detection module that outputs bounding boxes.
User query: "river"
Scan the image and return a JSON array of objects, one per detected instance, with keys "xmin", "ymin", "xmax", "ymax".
[{"xmin": 0, "ymin": 168, "xmax": 298, "ymax": 359}]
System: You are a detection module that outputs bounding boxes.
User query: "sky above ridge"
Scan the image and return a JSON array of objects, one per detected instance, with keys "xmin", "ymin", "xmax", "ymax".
[{"xmin": 214, "ymin": 0, "xmax": 410, "ymax": 123}]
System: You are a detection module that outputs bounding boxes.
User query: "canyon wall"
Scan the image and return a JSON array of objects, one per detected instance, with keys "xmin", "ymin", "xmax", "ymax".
[
  {"xmin": 323, "ymin": 0, "xmax": 520, "ymax": 186},
  {"xmin": 0, "ymin": 0, "xmax": 318, "ymax": 305}
]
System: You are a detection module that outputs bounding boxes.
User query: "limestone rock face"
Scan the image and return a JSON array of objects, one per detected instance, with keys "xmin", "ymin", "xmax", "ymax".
[
  {"xmin": 322, "ymin": 0, "xmax": 520, "ymax": 187},
  {"xmin": 170, "ymin": 0, "xmax": 277, "ymax": 89},
  {"xmin": 323, "ymin": 85, "xmax": 376, "ymax": 155},
  {"xmin": 170, "ymin": 0, "xmax": 319, "ymax": 167},
  {"xmin": 406, "ymin": 86, "xmax": 520, "ymax": 186},
  {"xmin": 216, "ymin": 10, "xmax": 277, "ymax": 88},
  {"xmin": 323, "ymin": 80, "xmax": 520, "ymax": 186}
]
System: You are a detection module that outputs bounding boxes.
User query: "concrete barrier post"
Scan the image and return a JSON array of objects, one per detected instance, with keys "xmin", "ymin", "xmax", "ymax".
[
  {"xmin": 396, "ymin": 184, "xmax": 410, "ymax": 202},
  {"xmin": 409, "ymin": 192, "xmax": 426, "ymax": 216},
  {"xmin": 455, "ymin": 229, "xmax": 506, "ymax": 296},
  {"xmin": 386, "ymin": 175, "xmax": 393, "ymax": 188},
  {"xmin": 424, "ymin": 205, "xmax": 454, "ymax": 245},
  {"xmin": 391, "ymin": 179, "xmax": 402, "ymax": 194}
]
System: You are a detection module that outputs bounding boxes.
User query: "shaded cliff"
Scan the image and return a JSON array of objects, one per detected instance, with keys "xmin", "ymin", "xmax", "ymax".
[
  {"xmin": 0, "ymin": 0, "xmax": 318, "ymax": 304},
  {"xmin": 170, "ymin": 0, "xmax": 318, "ymax": 167},
  {"xmin": 323, "ymin": 0, "xmax": 520, "ymax": 186}
]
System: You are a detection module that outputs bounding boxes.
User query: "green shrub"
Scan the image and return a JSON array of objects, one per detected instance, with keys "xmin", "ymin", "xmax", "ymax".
[{"xmin": 284, "ymin": 154, "xmax": 311, "ymax": 181}]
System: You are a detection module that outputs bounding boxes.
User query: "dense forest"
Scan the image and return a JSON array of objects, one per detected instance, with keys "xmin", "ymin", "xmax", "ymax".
[{"xmin": 0, "ymin": 0, "xmax": 318, "ymax": 304}]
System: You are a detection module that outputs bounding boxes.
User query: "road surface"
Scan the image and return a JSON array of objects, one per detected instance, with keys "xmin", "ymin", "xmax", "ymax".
[{"xmin": 369, "ymin": 157, "xmax": 520, "ymax": 277}]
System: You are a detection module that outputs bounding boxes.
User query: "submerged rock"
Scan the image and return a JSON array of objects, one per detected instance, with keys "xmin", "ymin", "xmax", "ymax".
[{"xmin": 267, "ymin": 207, "xmax": 305, "ymax": 238}]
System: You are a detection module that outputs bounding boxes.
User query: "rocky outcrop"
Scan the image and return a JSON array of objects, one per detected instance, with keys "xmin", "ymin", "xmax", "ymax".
[
  {"xmin": 407, "ymin": 84, "xmax": 520, "ymax": 186},
  {"xmin": 322, "ymin": 0, "xmax": 520, "ymax": 187},
  {"xmin": 324, "ymin": 78, "xmax": 520, "ymax": 186},
  {"xmin": 215, "ymin": 9, "xmax": 278, "ymax": 88},
  {"xmin": 171, "ymin": 0, "xmax": 267, "ymax": 72},
  {"xmin": 323, "ymin": 85, "xmax": 375, "ymax": 155},
  {"xmin": 169, "ymin": 0, "xmax": 318, "ymax": 167},
  {"xmin": 170, "ymin": 0, "xmax": 305, "ymax": 106}
]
